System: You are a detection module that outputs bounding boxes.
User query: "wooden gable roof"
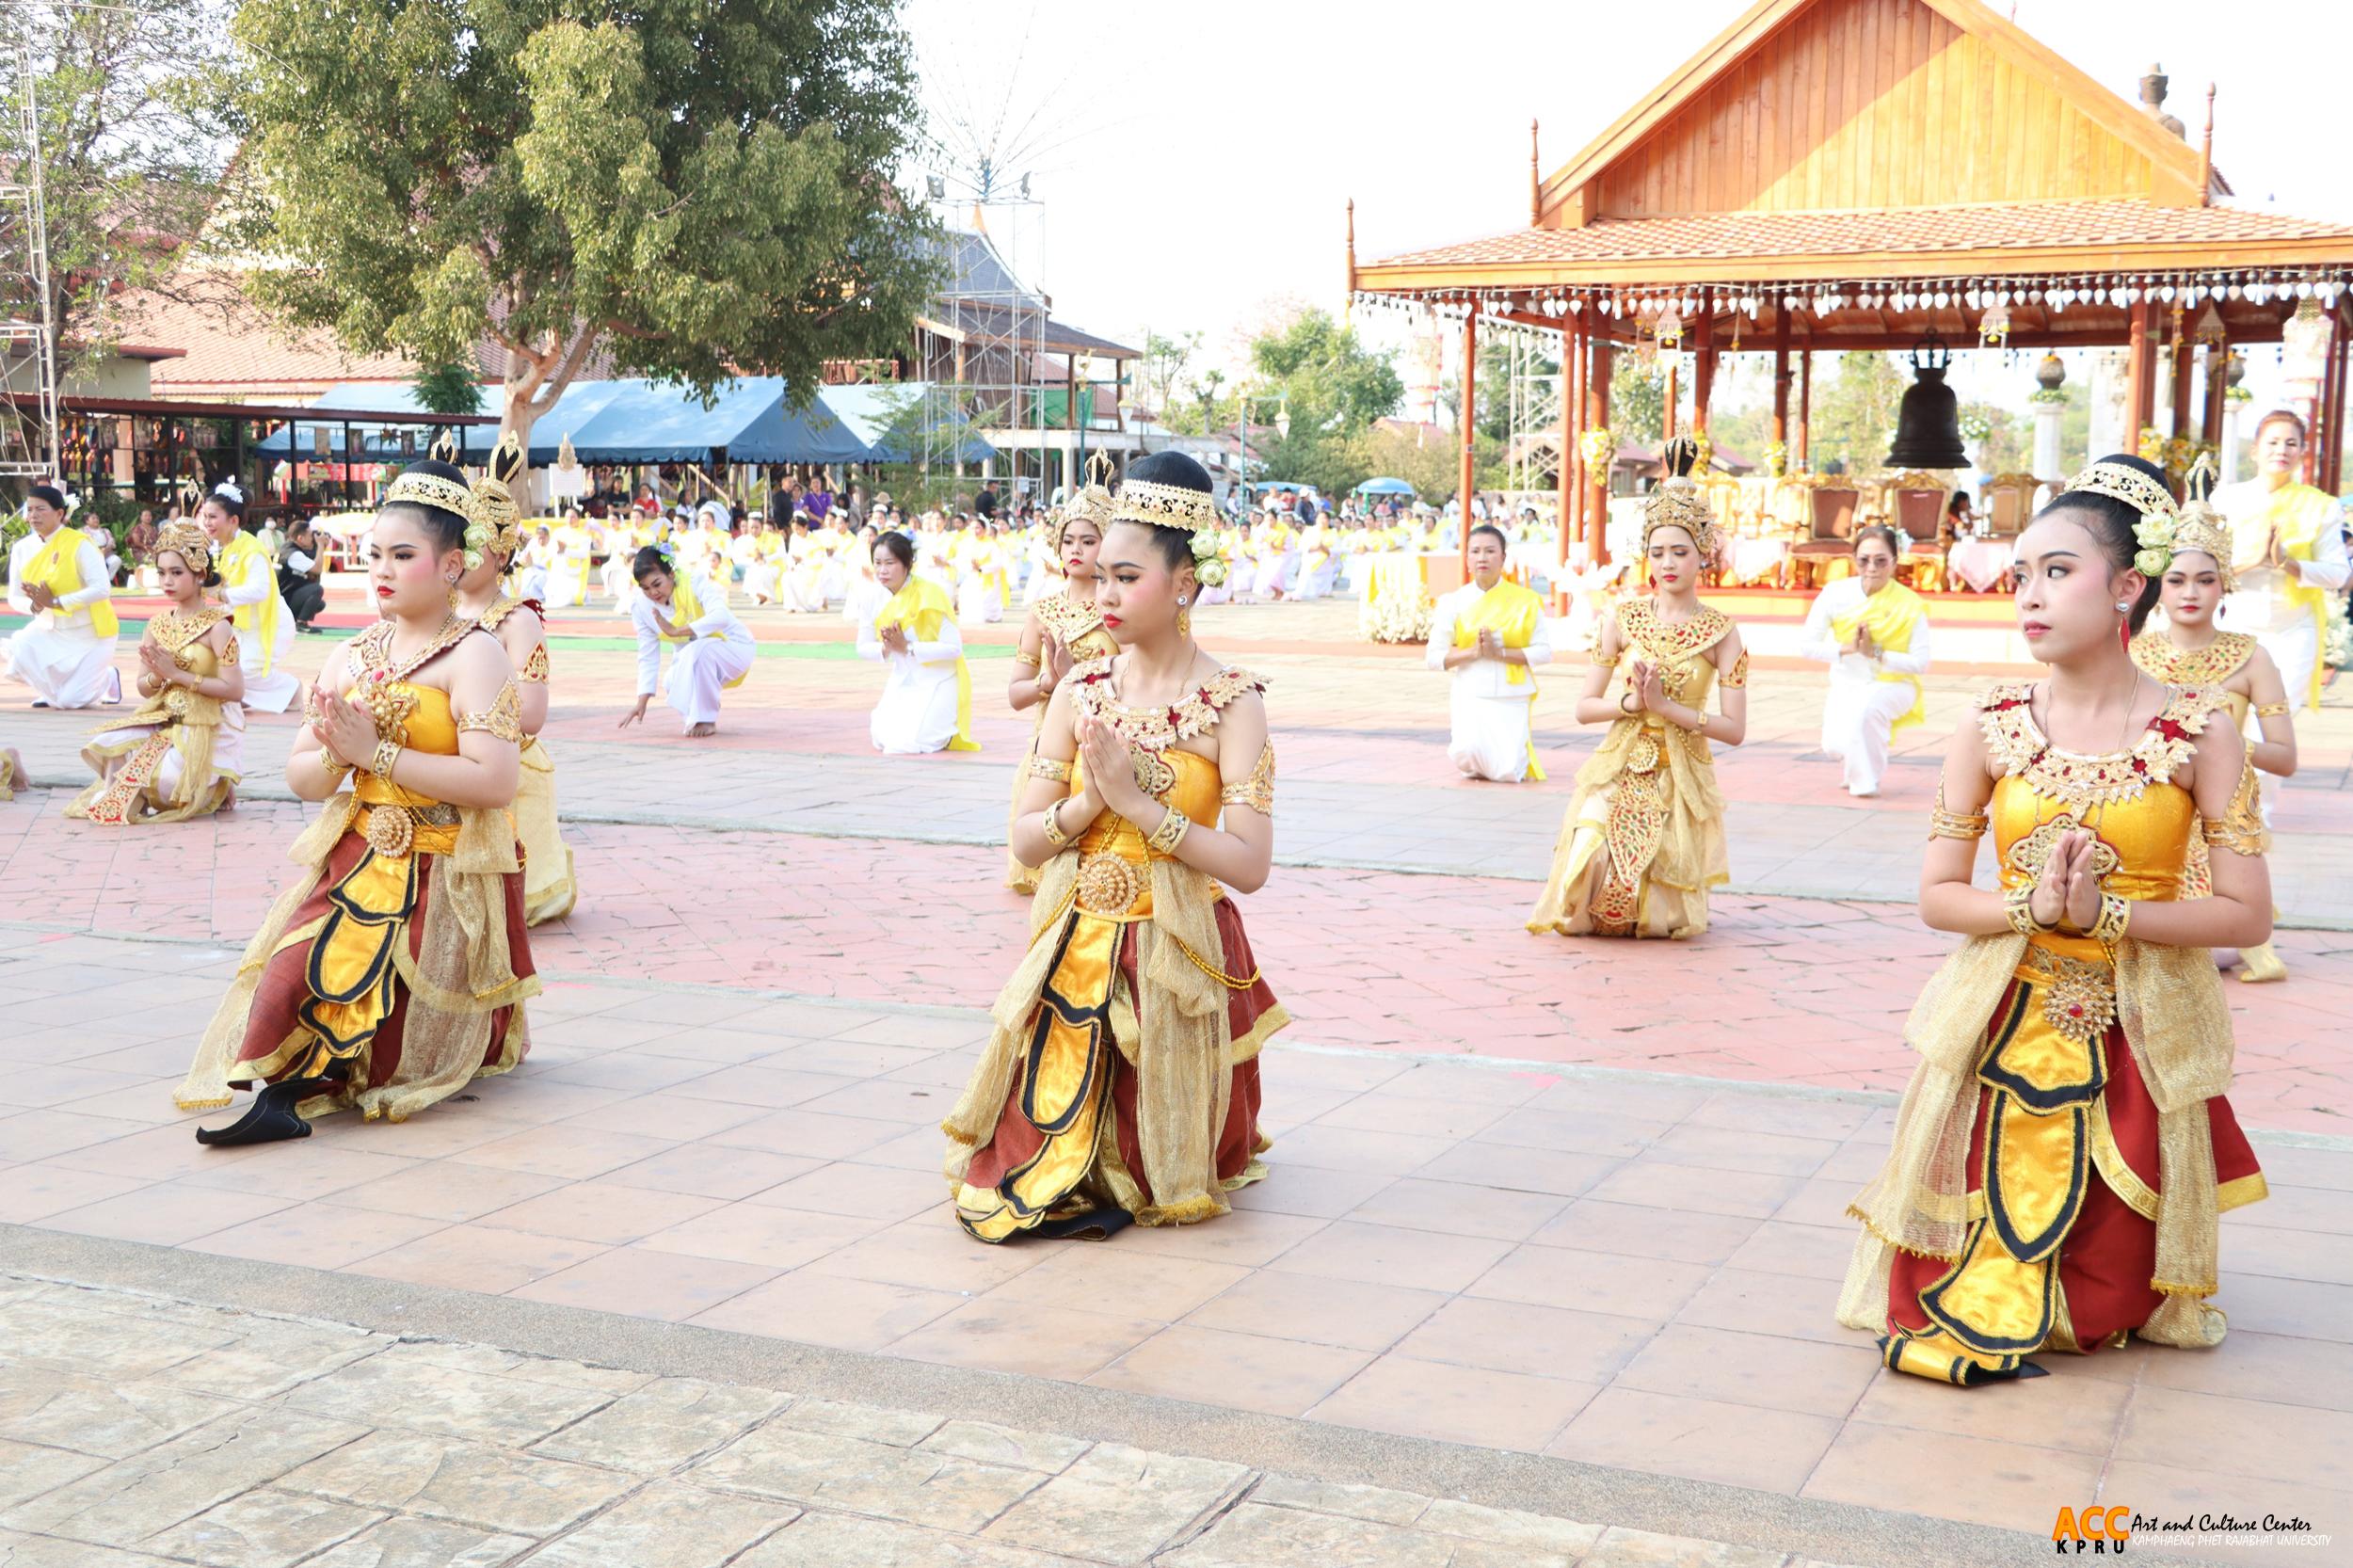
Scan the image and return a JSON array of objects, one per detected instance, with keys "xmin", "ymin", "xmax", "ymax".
[{"xmin": 1540, "ymin": 0, "xmax": 2206, "ymax": 229}]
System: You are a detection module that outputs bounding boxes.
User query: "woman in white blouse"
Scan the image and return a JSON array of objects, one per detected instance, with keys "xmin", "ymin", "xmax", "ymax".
[
  {"xmin": 619, "ymin": 544, "xmax": 755, "ymax": 738},
  {"xmin": 1799, "ymin": 525, "xmax": 1934, "ymax": 798},
  {"xmin": 1424, "ymin": 524, "xmax": 1553, "ymax": 780},
  {"xmin": 859, "ymin": 530, "xmax": 980, "ymax": 754}
]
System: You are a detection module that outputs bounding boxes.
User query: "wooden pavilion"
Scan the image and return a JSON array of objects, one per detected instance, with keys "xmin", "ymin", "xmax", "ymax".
[{"xmin": 1346, "ymin": 0, "xmax": 2353, "ymax": 569}]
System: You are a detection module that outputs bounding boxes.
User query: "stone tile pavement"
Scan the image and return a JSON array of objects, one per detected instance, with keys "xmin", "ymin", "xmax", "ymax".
[
  {"xmin": 1, "ymin": 934, "xmax": 2347, "ymax": 1559},
  {"xmin": 0, "ymin": 1270, "xmax": 1913, "ymax": 1568},
  {"xmin": 7, "ymin": 793, "xmax": 2348, "ymax": 1127}
]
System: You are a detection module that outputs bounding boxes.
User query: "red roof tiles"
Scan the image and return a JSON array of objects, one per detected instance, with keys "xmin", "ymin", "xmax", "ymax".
[{"xmin": 1366, "ymin": 200, "xmax": 2353, "ymax": 276}]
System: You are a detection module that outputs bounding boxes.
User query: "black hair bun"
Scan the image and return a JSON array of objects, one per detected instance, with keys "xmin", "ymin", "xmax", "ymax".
[{"xmin": 1127, "ymin": 450, "xmax": 1213, "ymax": 494}]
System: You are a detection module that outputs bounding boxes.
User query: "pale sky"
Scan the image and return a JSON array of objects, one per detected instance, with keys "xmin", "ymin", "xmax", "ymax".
[{"xmin": 900, "ymin": 0, "xmax": 2353, "ymax": 411}]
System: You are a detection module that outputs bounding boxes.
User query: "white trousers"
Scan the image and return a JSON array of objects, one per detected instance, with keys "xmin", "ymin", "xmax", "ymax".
[
  {"xmin": 1, "ymin": 624, "xmax": 118, "ymax": 707},
  {"xmin": 872, "ymin": 662, "xmax": 963, "ymax": 754},
  {"xmin": 1448, "ymin": 689, "xmax": 1539, "ymax": 781},
  {"xmin": 1820, "ymin": 678, "xmax": 1916, "ymax": 796},
  {"xmin": 662, "ymin": 638, "xmax": 754, "ymax": 728},
  {"xmin": 601, "ymin": 556, "xmax": 637, "ymax": 613}
]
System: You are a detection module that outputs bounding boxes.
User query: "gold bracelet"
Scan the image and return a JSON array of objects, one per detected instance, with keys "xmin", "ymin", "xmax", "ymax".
[
  {"xmin": 2091, "ymin": 892, "xmax": 2131, "ymax": 948},
  {"xmin": 1026, "ymin": 755, "xmax": 1073, "ymax": 783},
  {"xmin": 370, "ymin": 739, "xmax": 403, "ymax": 780},
  {"xmin": 1012, "ymin": 651, "xmax": 1041, "ymax": 667},
  {"xmin": 319, "ymin": 754, "xmax": 353, "ymax": 778},
  {"xmin": 1040, "ymin": 798, "xmax": 1070, "ymax": 849},
  {"xmin": 2254, "ymin": 701, "xmax": 2290, "ymax": 717},
  {"xmin": 2005, "ymin": 883, "xmax": 2048, "ymax": 937},
  {"xmin": 1145, "ymin": 806, "xmax": 1191, "ymax": 856}
]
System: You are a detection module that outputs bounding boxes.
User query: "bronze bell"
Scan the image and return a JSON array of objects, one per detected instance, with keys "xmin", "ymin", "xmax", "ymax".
[{"xmin": 1886, "ymin": 334, "xmax": 1969, "ymax": 470}]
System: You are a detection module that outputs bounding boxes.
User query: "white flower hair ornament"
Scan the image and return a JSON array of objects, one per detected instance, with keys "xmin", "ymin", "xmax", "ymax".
[
  {"xmin": 2132, "ymin": 514, "xmax": 2179, "ymax": 580},
  {"xmin": 212, "ymin": 479, "xmax": 244, "ymax": 504},
  {"xmin": 1190, "ymin": 530, "xmax": 1228, "ymax": 588}
]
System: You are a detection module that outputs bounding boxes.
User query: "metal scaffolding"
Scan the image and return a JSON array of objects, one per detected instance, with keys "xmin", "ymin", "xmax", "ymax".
[
  {"xmin": 0, "ymin": 39, "xmax": 61, "ymax": 480},
  {"xmin": 919, "ymin": 219, "xmax": 1048, "ymax": 495},
  {"xmin": 1504, "ymin": 325, "xmax": 1564, "ymax": 500}
]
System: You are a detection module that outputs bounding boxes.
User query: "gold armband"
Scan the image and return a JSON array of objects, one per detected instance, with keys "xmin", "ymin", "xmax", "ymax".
[
  {"xmin": 1040, "ymin": 799, "xmax": 1071, "ymax": 849},
  {"xmin": 1145, "ymin": 807, "xmax": 1192, "ymax": 856},
  {"xmin": 456, "ymin": 680, "xmax": 526, "ymax": 744},
  {"xmin": 2004, "ymin": 883, "xmax": 2048, "ymax": 938},
  {"xmin": 1012, "ymin": 651, "xmax": 1041, "ymax": 667},
  {"xmin": 1928, "ymin": 782, "xmax": 1988, "ymax": 841},
  {"xmin": 2091, "ymin": 892, "xmax": 2131, "ymax": 948},
  {"xmin": 2201, "ymin": 814, "xmax": 2268, "ymax": 857},
  {"xmin": 1720, "ymin": 648, "xmax": 1750, "ymax": 689},
  {"xmin": 2253, "ymin": 701, "xmax": 2289, "ymax": 717},
  {"xmin": 1027, "ymin": 755, "xmax": 1073, "ymax": 783},
  {"xmin": 1218, "ymin": 742, "xmax": 1276, "ymax": 817},
  {"xmin": 520, "ymin": 642, "xmax": 551, "ymax": 684}
]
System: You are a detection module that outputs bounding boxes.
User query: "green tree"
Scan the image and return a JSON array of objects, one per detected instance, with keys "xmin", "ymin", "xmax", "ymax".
[
  {"xmin": 230, "ymin": 0, "xmax": 940, "ymax": 488},
  {"xmin": 1249, "ymin": 308, "xmax": 1402, "ymax": 433},
  {"xmin": 1609, "ymin": 358, "xmax": 1666, "ymax": 447},
  {"xmin": 1135, "ymin": 330, "xmax": 1200, "ymax": 421},
  {"xmin": 411, "ymin": 361, "xmax": 485, "ymax": 418},
  {"xmin": 1, "ymin": 1, "xmax": 236, "ymax": 380},
  {"xmin": 1811, "ymin": 352, "xmax": 1907, "ymax": 476},
  {"xmin": 1960, "ymin": 400, "xmax": 2033, "ymax": 475}
]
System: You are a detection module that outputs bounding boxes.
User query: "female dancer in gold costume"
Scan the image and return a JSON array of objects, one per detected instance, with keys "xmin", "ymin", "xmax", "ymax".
[
  {"xmin": 177, "ymin": 456, "xmax": 537, "ymax": 1145},
  {"xmin": 2129, "ymin": 460, "xmax": 2295, "ymax": 982},
  {"xmin": 946, "ymin": 451, "xmax": 1284, "ymax": 1241},
  {"xmin": 451, "ymin": 434, "xmax": 579, "ymax": 924},
  {"xmin": 69, "ymin": 520, "xmax": 245, "ymax": 824},
  {"xmin": 1003, "ymin": 462, "xmax": 1119, "ymax": 892},
  {"xmin": 1842, "ymin": 455, "xmax": 2269, "ymax": 1384},
  {"xmin": 1528, "ymin": 440, "xmax": 1748, "ymax": 938}
]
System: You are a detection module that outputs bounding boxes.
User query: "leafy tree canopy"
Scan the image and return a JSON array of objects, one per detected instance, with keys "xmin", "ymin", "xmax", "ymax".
[{"xmin": 230, "ymin": 0, "xmax": 942, "ymax": 460}]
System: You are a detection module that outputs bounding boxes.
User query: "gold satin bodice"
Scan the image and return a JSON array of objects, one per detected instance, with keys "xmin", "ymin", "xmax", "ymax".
[
  {"xmin": 352, "ymin": 683, "xmax": 458, "ymax": 814},
  {"xmin": 1993, "ymin": 774, "xmax": 2193, "ymax": 969},
  {"xmin": 1067, "ymin": 751, "xmax": 1223, "ymax": 921}
]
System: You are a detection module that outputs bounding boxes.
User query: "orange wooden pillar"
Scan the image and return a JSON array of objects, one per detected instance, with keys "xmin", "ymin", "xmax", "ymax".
[
  {"xmin": 1797, "ymin": 346, "xmax": 1813, "ymax": 471},
  {"xmin": 2169, "ymin": 311, "xmax": 2196, "ymax": 440},
  {"xmin": 1662, "ymin": 355, "xmax": 1679, "ymax": 442},
  {"xmin": 1459, "ymin": 304, "xmax": 1479, "ymax": 561},
  {"xmin": 1692, "ymin": 303, "xmax": 1717, "ymax": 437},
  {"xmin": 1586, "ymin": 340, "xmax": 1614, "ymax": 567},
  {"xmin": 1770, "ymin": 309, "xmax": 1791, "ymax": 455},
  {"xmin": 1558, "ymin": 316, "xmax": 1583, "ymax": 587},
  {"xmin": 2125, "ymin": 303, "xmax": 2158, "ymax": 445}
]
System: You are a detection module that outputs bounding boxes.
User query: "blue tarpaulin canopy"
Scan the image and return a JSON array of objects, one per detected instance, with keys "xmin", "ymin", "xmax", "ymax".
[
  {"xmin": 258, "ymin": 377, "xmax": 875, "ymax": 466},
  {"xmin": 1355, "ymin": 476, "xmax": 1417, "ymax": 495},
  {"xmin": 818, "ymin": 383, "xmax": 996, "ymax": 465},
  {"xmin": 553, "ymin": 377, "xmax": 871, "ymax": 466}
]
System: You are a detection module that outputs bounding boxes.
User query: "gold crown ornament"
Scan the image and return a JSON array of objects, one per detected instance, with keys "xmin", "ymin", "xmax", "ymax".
[
  {"xmin": 2167, "ymin": 453, "xmax": 2233, "ymax": 592},
  {"xmin": 1640, "ymin": 437, "xmax": 1724, "ymax": 558},
  {"xmin": 1050, "ymin": 452, "xmax": 1116, "ymax": 555},
  {"xmin": 470, "ymin": 430, "xmax": 528, "ymax": 561},
  {"xmin": 2063, "ymin": 460, "xmax": 2180, "ymax": 578},
  {"xmin": 153, "ymin": 520, "xmax": 214, "ymax": 574}
]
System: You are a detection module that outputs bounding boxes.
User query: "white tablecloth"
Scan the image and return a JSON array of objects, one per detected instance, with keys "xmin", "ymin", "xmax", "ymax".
[
  {"xmin": 1727, "ymin": 537, "xmax": 1789, "ymax": 585},
  {"xmin": 1948, "ymin": 538, "xmax": 2016, "ymax": 593}
]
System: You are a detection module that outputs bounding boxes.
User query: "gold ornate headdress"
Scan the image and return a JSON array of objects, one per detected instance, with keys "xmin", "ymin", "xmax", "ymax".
[
  {"xmin": 384, "ymin": 429, "xmax": 529, "ymax": 568},
  {"xmin": 154, "ymin": 519, "xmax": 213, "ymax": 573},
  {"xmin": 1641, "ymin": 437, "xmax": 1723, "ymax": 557},
  {"xmin": 2166, "ymin": 454, "xmax": 2233, "ymax": 592},
  {"xmin": 1112, "ymin": 477, "xmax": 1221, "ymax": 535},
  {"xmin": 2063, "ymin": 458, "xmax": 2180, "ymax": 578},
  {"xmin": 1051, "ymin": 451, "xmax": 1116, "ymax": 555}
]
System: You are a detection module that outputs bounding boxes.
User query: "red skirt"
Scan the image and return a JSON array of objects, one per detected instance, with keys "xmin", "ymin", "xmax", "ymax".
[
  {"xmin": 231, "ymin": 829, "xmax": 535, "ymax": 1095},
  {"xmin": 964, "ymin": 897, "xmax": 1279, "ymax": 1218},
  {"xmin": 1888, "ymin": 989, "xmax": 2264, "ymax": 1351}
]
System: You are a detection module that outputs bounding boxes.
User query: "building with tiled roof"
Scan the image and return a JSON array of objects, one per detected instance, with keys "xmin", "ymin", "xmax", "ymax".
[{"xmin": 1347, "ymin": 0, "xmax": 2353, "ymax": 560}]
